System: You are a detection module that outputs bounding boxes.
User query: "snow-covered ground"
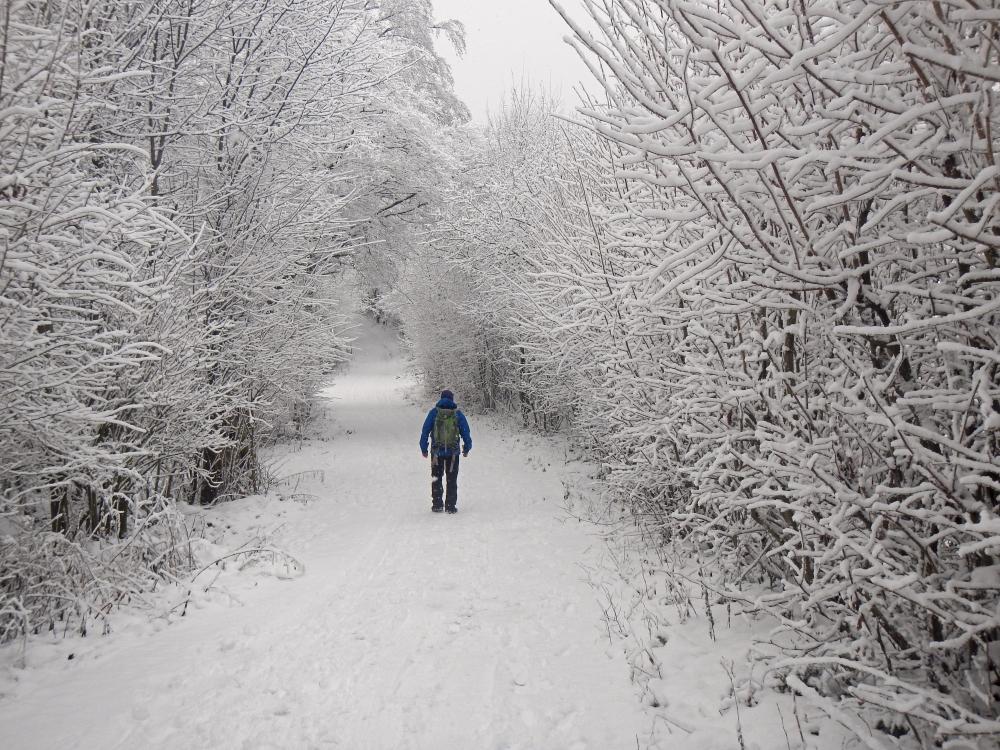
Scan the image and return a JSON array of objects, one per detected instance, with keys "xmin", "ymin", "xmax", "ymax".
[
  {"xmin": 0, "ymin": 317, "xmax": 651, "ymax": 749},
  {"xmin": 565, "ymin": 521, "xmax": 852, "ymax": 750},
  {"xmin": 1, "ymin": 315, "xmax": 855, "ymax": 750}
]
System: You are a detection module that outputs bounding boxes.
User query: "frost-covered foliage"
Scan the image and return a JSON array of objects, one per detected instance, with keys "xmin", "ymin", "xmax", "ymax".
[
  {"xmin": 348, "ymin": 0, "xmax": 471, "ymax": 320},
  {"xmin": 0, "ymin": 0, "xmax": 462, "ymax": 641},
  {"xmin": 392, "ymin": 89, "xmax": 586, "ymax": 418},
  {"xmin": 529, "ymin": 1, "xmax": 1000, "ymax": 744}
]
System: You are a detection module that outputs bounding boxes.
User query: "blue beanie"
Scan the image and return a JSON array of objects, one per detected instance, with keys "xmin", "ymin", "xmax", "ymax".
[{"xmin": 440, "ymin": 389, "xmax": 454, "ymax": 400}]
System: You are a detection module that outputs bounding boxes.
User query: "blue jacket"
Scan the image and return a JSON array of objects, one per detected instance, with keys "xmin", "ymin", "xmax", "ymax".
[{"xmin": 420, "ymin": 397, "xmax": 472, "ymax": 456}]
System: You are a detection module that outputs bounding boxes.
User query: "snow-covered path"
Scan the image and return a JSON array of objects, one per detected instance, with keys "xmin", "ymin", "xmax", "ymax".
[{"xmin": 2, "ymin": 318, "xmax": 648, "ymax": 750}]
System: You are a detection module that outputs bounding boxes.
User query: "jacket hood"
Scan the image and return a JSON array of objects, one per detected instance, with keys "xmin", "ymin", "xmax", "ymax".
[{"xmin": 435, "ymin": 397, "xmax": 457, "ymax": 409}]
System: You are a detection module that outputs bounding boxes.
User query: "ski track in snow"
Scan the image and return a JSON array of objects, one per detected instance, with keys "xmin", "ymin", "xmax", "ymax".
[{"xmin": 0, "ymin": 317, "xmax": 649, "ymax": 750}]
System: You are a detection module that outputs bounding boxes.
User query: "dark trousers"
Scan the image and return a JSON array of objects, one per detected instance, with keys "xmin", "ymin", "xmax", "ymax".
[{"xmin": 431, "ymin": 453, "xmax": 460, "ymax": 509}]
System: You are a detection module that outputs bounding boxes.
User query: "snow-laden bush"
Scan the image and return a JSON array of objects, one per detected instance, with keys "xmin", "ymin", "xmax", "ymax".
[
  {"xmin": 0, "ymin": 0, "xmax": 198, "ymax": 533},
  {"xmin": 530, "ymin": 0, "xmax": 1000, "ymax": 743},
  {"xmin": 0, "ymin": 500, "xmax": 193, "ymax": 643}
]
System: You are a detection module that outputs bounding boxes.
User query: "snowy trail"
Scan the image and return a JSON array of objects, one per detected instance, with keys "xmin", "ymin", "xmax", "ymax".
[{"xmin": 1, "ymin": 317, "xmax": 648, "ymax": 750}]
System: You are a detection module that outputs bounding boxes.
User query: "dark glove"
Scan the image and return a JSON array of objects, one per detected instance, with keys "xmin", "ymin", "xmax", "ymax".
[
  {"xmin": 421, "ymin": 451, "xmax": 428, "ymax": 458},
  {"xmin": 462, "ymin": 448, "xmax": 470, "ymax": 457}
]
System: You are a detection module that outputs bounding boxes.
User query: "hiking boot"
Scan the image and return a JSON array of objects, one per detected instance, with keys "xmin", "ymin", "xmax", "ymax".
[
  {"xmin": 432, "ymin": 506, "xmax": 444, "ymax": 513},
  {"xmin": 445, "ymin": 506, "xmax": 457, "ymax": 514}
]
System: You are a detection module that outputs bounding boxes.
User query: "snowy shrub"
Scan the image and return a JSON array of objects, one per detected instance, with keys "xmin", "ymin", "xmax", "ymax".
[
  {"xmin": 0, "ymin": 0, "xmax": 194, "ymax": 532},
  {"xmin": 529, "ymin": 0, "xmax": 1000, "ymax": 743},
  {"xmin": 0, "ymin": 500, "xmax": 193, "ymax": 642}
]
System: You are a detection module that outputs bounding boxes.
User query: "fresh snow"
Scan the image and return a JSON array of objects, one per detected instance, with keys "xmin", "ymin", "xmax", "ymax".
[
  {"xmin": 0, "ymin": 316, "xmax": 651, "ymax": 749},
  {"xmin": 1, "ymin": 315, "xmax": 857, "ymax": 750}
]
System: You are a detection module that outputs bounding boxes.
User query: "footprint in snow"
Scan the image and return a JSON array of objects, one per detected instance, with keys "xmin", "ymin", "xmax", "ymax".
[{"xmin": 131, "ymin": 704, "xmax": 151, "ymax": 721}]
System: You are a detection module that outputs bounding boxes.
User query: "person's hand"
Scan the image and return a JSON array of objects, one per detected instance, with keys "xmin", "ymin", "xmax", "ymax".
[
  {"xmin": 462, "ymin": 448, "xmax": 470, "ymax": 457},
  {"xmin": 422, "ymin": 451, "xmax": 428, "ymax": 458}
]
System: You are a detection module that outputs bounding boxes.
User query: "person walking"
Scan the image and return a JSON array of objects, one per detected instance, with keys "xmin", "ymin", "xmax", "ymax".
[{"xmin": 419, "ymin": 389, "xmax": 472, "ymax": 513}]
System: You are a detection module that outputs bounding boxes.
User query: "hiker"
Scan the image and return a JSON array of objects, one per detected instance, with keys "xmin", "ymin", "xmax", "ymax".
[{"xmin": 419, "ymin": 389, "xmax": 472, "ymax": 513}]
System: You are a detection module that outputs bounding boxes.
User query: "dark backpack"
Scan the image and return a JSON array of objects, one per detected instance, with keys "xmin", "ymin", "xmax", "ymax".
[{"xmin": 432, "ymin": 408, "xmax": 460, "ymax": 452}]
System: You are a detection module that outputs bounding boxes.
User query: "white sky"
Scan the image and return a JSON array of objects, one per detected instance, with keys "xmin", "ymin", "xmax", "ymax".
[{"xmin": 431, "ymin": 0, "xmax": 597, "ymax": 124}]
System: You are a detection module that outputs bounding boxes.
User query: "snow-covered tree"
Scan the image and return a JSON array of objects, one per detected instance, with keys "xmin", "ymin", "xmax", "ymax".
[
  {"xmin": 0, "ymin": 0, "xmax": 466, "ymax": 643},
  {"xmin": 525, "ymin": 0, "xmax": 1000, "ymax": 742}
]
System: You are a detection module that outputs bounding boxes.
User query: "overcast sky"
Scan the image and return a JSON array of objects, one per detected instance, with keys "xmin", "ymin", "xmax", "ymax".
[{"xmin": 431, "ymin": 0, "xmax": 596, "ymax": 124}]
